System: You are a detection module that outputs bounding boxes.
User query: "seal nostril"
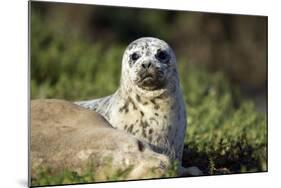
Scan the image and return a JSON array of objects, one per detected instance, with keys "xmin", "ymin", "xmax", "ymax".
[{"xmin": 142, "ymin": 62, "xmax": 152, "ymax": 69}]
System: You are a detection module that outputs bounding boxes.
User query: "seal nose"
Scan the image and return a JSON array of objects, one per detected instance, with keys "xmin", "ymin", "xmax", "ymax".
[{"xmin": 141, "ymin": 61, "xmax": 152, "ymax": 69}]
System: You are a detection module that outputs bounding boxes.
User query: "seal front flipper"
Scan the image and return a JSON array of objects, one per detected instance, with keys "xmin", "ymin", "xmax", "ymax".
[{"xmin": 75, "ymin": 95, "xmax": 113, "ymax": 120}]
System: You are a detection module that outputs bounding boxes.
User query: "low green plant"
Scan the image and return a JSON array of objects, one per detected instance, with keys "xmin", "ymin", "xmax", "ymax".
[{"xmin": 179, "ymin": 63, "xmax": 267, "ymax": 174}]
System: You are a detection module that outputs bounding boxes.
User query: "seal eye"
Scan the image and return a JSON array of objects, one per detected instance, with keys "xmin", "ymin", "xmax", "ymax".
[
  {"xmin": 131, "ymin": 52, "xmax": 140, "ymax": 61},
  {"xmin": 156, "ymin": 50, "xmax": 170, "ymax": 62}
]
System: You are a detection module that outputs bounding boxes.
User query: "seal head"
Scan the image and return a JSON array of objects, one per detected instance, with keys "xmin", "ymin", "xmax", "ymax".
[{"xmin": 121, "ymin": 37, "xmax": 178, "ymax": 98}]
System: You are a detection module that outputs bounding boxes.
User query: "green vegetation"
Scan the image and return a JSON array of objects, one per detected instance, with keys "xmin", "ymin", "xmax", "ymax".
[
  {"xmin": 179, "ymin": 64, "xmax": 267, "ymax": 175},
  {"xmin": 31, "ymin": 166, "xmax": 135, "ymax": 186},
  {"xmin": 31, "ymin": 168, "xmax": 96, "ymax": 186},
  {"xmin": 31, "ymin": 5, "xmax": 267, "ymax": 187},
  {"xmin": 31, "ymin": 162, "xmax": 179, "ymax": 186}
]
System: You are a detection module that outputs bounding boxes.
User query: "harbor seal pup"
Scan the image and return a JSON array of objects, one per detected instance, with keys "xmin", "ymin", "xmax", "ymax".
[
  {"xmin": 31, "ymin": 99, "xmax": 170, "ymax": 184},
  {"xmin": 76, "ymin": 37, "xmax": 187, "ymax": 163}
]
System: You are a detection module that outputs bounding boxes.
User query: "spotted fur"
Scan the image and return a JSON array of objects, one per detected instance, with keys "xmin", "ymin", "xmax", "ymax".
[{"xmin": 75, "ymin": 37, "xmax": 187, "ymax": 163}]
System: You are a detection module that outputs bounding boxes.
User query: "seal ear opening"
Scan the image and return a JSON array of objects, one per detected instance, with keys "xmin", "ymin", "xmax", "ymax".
[{"xmin": 137, "ymin": 140, "xmax": 145, "ymax": 152}]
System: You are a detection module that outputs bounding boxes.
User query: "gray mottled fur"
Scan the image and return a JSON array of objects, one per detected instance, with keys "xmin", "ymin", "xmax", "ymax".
[{"xmin": 75, "ymin": 37, "xmax": 187, "ymax": 163}]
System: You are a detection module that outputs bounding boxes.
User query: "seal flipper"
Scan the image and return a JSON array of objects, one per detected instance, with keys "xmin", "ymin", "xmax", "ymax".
[{"xmin": 75, "ymin": 95, "xmax": 113, "ymax": 120}]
